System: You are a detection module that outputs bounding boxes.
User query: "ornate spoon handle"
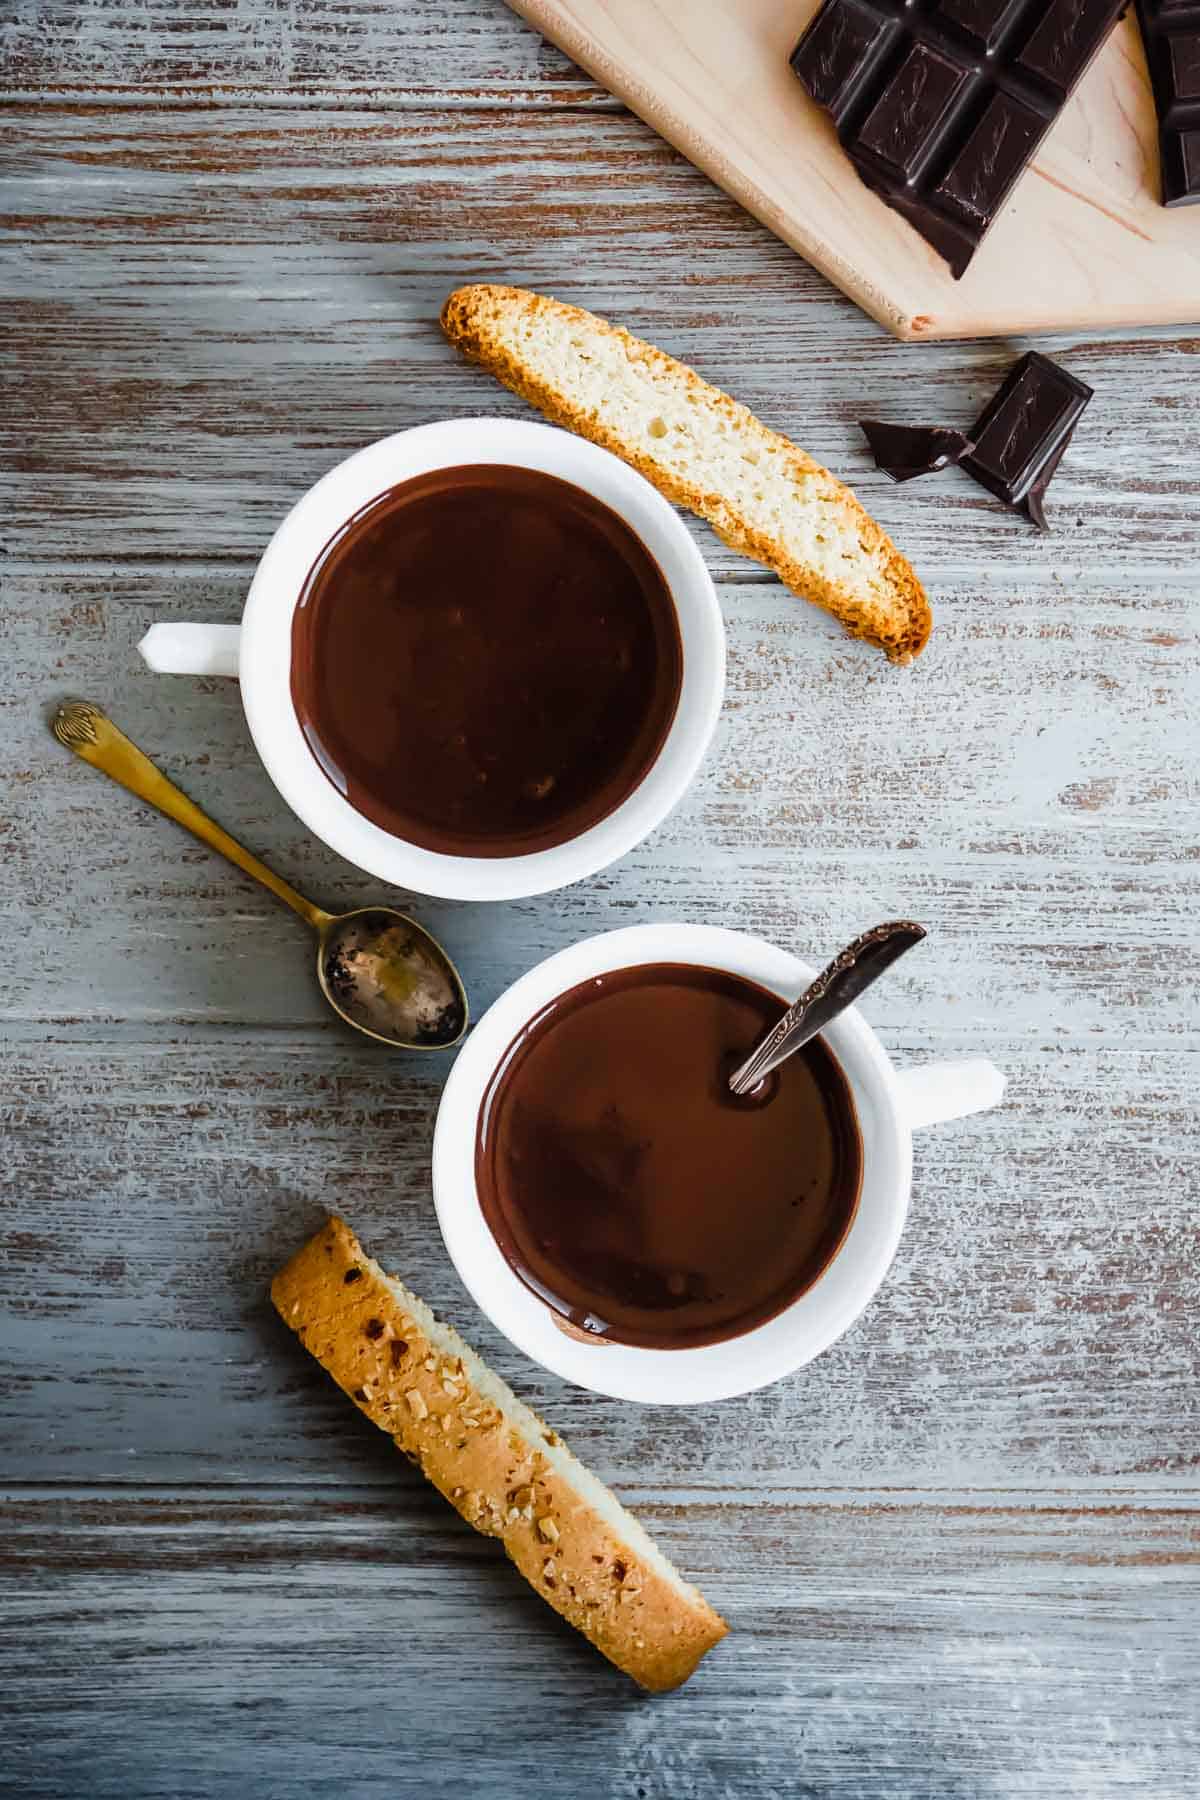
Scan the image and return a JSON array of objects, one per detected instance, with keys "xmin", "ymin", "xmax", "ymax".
[
  {"xmin": 728, "ymin": 921, "xmax": 926, "ymax": 1096},
  {"xmin": 52, "ymin": 700, "xmax": 328, "ymax": 930}
]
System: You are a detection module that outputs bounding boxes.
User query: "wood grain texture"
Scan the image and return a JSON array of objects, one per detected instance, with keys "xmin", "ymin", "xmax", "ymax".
[
  {"xmin": 3, "ymin": 1490, "xmax": 1197, "ymax": 1800},
  {"xmin": 5, "ymin": 104, "xmax": 1200, "ymax": 562},
  {"xmin": 4, "ymin": 567, "xmax": 1197, "ymax": 1034},
  {"xmin": 2, "ymin": 0, "xmax": 578, "ymax": 98},
  {"xmin": 504, "ymin": 0, "xmax": 1200, "ymax": 338},
  {"xmin": 1, "ymin": 1029, "xmax": 1196, "ymax": 1488},
  {"xmin": 3, "ymin": 0, "xmax": 1200, "ymax": 1790}
]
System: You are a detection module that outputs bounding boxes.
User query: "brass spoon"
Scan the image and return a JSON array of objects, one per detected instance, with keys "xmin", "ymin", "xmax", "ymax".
[
  {"xmin": 51, "ymin": 701, "xmax": 468, "ymax": 1051},
  {"xmin": 729, "ymin": 920, "xmax": 926, "ymax": 1096}
]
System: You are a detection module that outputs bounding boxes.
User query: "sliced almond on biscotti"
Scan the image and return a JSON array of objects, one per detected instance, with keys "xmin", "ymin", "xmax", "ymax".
[
  {"xmin": 440, "ymin": 283, "xmax": 930, "ymax": 664},
  {"xmin": 271, "ymin": 1215, "xmax": 728, "ymax": 1692}
]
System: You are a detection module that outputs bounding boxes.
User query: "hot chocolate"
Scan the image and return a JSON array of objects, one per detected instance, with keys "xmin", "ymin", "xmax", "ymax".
[
  {"xmin": 475, "ymin": 963, "xmax": 863, "ymax": 1349},
  {"xmin": 290, "ymin": 465, "xmax": 682, "ymax": 858}
]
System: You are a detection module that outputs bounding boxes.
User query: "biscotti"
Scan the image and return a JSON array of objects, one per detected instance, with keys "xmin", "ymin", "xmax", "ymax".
[
  {"xmin": 440, "ymin": 282, "xmax": 930, "ymax": 663},
  {"xmin": 271, "ymin": 1216, "xmax": 728, "ymax": 1691}
]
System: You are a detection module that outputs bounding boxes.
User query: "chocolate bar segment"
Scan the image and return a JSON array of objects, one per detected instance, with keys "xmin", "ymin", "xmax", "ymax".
[
  {"xmin": 961, "ymin": 351, "xmax": 1092, "ymax": 528},
  {"xmin": 939, "ymin": 0, "xmax": 1028, "ymax": 52},
  {"xmin": 857, "ymin": 43, "xmax": 972, "ymax": 180},
  {"xmin": 1136, "ymin": 1, "xmax": 1200, "ymax": 204},
  {"xmin": 859, "ymin": 419, "xmax": 975, "ymax": 481},
  {"xmin": 795, "ymin": 0, "xmax": 895, "ymax": 120},
  {"xmin": 934, "ymin": 92, "xmax": 1044, "ymax": 226},
  {"xmin": 791, "ymin": 0, "xmax": 1126, "ymax": 277},
  {"xmin": 1015, "ymin": 0, "xmax": 1128, "ymax": 96}
]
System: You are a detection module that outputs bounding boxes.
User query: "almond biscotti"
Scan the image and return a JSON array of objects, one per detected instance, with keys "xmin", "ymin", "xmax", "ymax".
[
  {"xmin": 271, "ymin": 1216, "xmax": 728, "ymax": 1691},
  {"xmin": 441, "ymin": 282, "xmax": 930, "ymax": 663}
]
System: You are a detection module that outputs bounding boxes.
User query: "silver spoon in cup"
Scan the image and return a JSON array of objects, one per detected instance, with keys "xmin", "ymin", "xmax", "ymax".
[
  {"xmin": 51, "ymin": 701, "xmax": 468, "ymax": 1050},
  {"xmin": 553, "ymin": 919, "xmax": 926, "ymax": 1348},
  {"xmin": 728, "ymin": 920, "xmax": 926, "ymax": 1096}
]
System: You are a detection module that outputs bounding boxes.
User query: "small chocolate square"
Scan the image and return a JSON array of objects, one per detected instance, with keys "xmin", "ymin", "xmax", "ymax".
[
  {"xmin": 1170, "ymin": 35, "xmax": 1200, "ymax": 100},
  {"xmin": 935, "ymin": 0, "xmax": 1027, "ymax": 52},
  {"xmin": 935, "ymin": 92, "xmax": 1044, "ymax": 225},
  {"xmin": 856, "ymin": 43, "xmax": 972, "ymax": 181},
  {"xmin": 790, "ymin": 0, "xmax": 893, "ymax": 124},
  {"xmin": 1015, "ymin": 0, "xmax": 1124, "ymax": 97},
  {"xmin": 1137, "ymin": 1, "xmax": 1200, "ymax": 206},
  {"xmin": 961, "ymin": 351, "xmax": 1093, "ymax": 529},
  {"xmin": 1163, "ymin": 125, "xmax": 1200, "ymax": 202}
]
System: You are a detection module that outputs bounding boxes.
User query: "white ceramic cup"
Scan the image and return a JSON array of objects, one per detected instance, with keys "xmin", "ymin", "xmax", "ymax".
[
  {"xmin": 138, "ymin": 418, "xmax": 725, "ymax": 902},
  {"xmin": 433, "ymin": 923, "xmax": 1005, "ymax": 1405}
]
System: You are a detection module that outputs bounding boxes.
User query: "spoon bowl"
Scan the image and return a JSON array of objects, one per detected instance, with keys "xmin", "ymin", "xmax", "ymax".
[{"xmin": 318, "ymin": 907, "xmax": 467, "ymax": 1049}]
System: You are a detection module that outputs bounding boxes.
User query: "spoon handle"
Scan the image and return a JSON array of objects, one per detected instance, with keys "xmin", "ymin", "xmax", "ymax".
[
  {"xmin": 728, "ymin": 920, "xmax": 926, "ymax": 1096},
  {"xmin": 51, "ymin": 701, "xmax": 329, "ymax": 933}
]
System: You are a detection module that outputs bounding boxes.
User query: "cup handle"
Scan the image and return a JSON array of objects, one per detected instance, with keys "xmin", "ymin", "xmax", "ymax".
[
  {"xmin": 138, "ymin": 623, "xmax": 242, "ymax": 678},
  {"xmin": 893, "ymin": 1058, "xmax": 1005, "ymax": 1131}
]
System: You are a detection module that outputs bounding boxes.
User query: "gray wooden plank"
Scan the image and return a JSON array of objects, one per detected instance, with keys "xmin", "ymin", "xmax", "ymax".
[
  {"xmin": 1, "ymin": 1028, "xmax": 1195, "ymax": 1487},
  {"xmin": 3, "ymin": 0, "xmax": 575, "ymax": 98},
  {"xmin": 3, "ymin": 105, "xmax": 1198, "ymax": 564},
  {"xmin": 2, "ymin": 1489, "xmax": 1196, "ymax": 1799},
  {"xmin": 4, "ymin": 567, "xmax": 1194, "ymax": 1035},
  {"xmin": 3, "ymin": 15, "xmax": 1199, "ymax": 1794}
]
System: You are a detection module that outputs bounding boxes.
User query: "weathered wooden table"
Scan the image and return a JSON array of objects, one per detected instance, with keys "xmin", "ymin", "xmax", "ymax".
[{"xmin": 3, "ymin": 3, "xmax": 1198, "ymax": 1794}]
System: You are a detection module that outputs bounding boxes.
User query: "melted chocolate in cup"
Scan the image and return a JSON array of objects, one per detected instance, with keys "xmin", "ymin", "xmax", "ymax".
[
  {"xmin": 475, "ymin": 964, "xmax": 863, "ymax": 1350},
  {"xmin": 290, "ymin": 465, "xmax": 682, "ymax": 858}
]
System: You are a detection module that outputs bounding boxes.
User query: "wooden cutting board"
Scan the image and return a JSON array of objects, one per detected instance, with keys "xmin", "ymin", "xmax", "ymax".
[{"xmin": 506, "ymin": 0, "xmax": 1200, "ymax": 340}]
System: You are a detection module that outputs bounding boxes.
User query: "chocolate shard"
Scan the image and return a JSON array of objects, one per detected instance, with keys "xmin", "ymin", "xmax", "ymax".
[
  {"xmin": 1136, "ymin": 1, "xmax": 1200, "ymax": 205},
  {"xmin": 791, "ymin": 0, "xmax": 1126, "ymax": 277},
  {"xmin": 859, "ymin": 419, "xmax": 976, "ymax": 482},
  {"xmin": 960, "ymin": 351, "xmax": 1093, "ymax": 528}
]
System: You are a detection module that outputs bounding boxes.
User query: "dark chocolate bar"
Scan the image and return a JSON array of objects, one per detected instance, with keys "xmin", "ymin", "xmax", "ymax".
[
  {"xmin": 859, "ymin": 418, "xmax": 975, "ymax": 480},
  {"xmin": 1136, "ymin": 1, "xmax": 1200, "ymax": 204},
  {"xmin": 961, "ymin": 351, "xmax": 1092, "ymax": 527},
  {"xmin": 791, "ymin": 0, "xmax": 1126, "ymax": 277}
]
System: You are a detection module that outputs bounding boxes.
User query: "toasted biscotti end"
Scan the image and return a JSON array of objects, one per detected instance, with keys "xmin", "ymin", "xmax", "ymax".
[
  {"xmin": 440, "ymin": 283, "xmax": 930, "ymax": 664},
  {"xmin": 271, "ymin": 1216, "xmax": 728, "ymax": 1692}
]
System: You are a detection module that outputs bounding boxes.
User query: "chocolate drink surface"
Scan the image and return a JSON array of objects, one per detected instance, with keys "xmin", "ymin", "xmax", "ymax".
[
  {"xmin": 291, "ymin": 466, "xmax": 682, "ymax": 857},
  {"xmin": 475, "ymin": 964, "xmax": 864, "ymax": 1350}
]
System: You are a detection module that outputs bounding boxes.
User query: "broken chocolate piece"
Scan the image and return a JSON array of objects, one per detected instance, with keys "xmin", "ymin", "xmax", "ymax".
[
  {"xmin": 859, "ymin": 353, "xmax": 1092, "ymax": 525},
  {"xmin": 961, "ymin": 351, "xmax": 1092, "ymax": 528},
  {"xmin": 791, "ymin": 0, "xmax": 1126, "ymax": 277},
  {"xmin": 859, "ymin": 419, "xmax": 975, "ymax": 482},
  {"xmin": 1136, "ymin": 1, "xmax": 1200, "ymax": 205}
]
